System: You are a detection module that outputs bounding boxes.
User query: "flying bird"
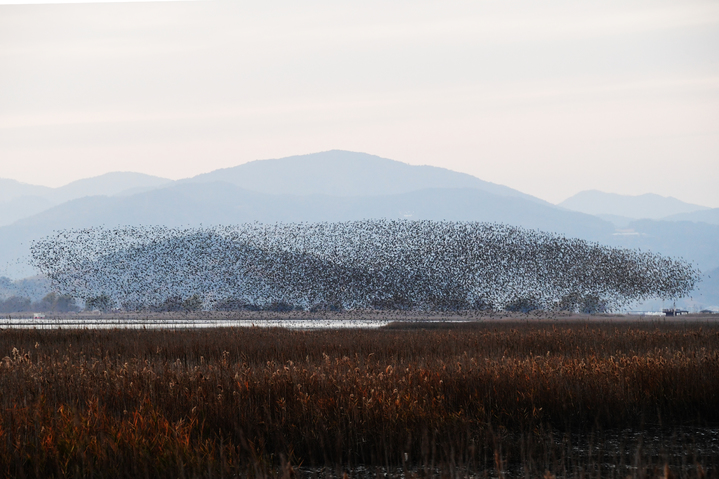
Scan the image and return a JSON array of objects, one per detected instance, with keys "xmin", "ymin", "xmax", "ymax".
[{"xmin": 30, "ymin": 220, "xmax": 700, "ymax": 314}]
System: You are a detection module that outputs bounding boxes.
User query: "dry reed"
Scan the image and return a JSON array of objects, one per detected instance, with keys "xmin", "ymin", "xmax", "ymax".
[{"xmin": 0, "ymin": 320, "xmax": 717, "ymax": 478}]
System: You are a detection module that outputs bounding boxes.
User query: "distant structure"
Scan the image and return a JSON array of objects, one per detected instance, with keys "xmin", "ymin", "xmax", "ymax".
[
  {"xmin": 626, "ymin": 311, "xmax": 666, "ymax": 317},
  {"xmin": 31, "ymin": 221, "xmax": 700, "ymax": 313},
  {"xmin": 662, "ymin": 308, "xmax": 689, "ymax": 317}
]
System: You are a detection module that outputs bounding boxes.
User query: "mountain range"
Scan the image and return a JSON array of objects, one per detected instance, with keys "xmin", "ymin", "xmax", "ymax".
[
  {"xmin": 558, "ymin": 190, "xmax": 710, "ymax": 220},
  {"xmin": 1, "ymin": 150, "xmax": 717, "ymax": 309},
  {"xmin": 0, "ymin": 173, "xmax": 172, "ymax": 227}
]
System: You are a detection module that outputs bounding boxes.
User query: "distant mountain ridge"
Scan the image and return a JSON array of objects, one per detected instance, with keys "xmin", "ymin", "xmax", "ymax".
[
  {"xmin": 663, "ymin": 208, "xmax": 719, "ymax": 225},
  {"xmin": 0, "ymin": 181, "xmax": 613, "ymax": 279},
  {"xmin": 46, "ymin": 172, "xmax": 173, "ymax": 204},
  {"xmin": 0, "ymin": 172, "xmax": 172, "ymax": 204},
  {"xmin": 0, "ymin": 172, "xmax": 173, "ymax": 227},
  {"xmin": 0, "ymin": 178, "xmax": 52, "ymax": 203},
  {"xmin": 560, "ymin": 190, "xmax": 709, "ymax": 219},
  {"xmin": 3, "ymin": 180, "xmax": 716, "ymax": 273},
  {"xmin": 0, "ymin": 196, "xmax": 55, "ymax": 227},
  {"xmin": 0, "ymin": 150, "xmax": 546, "ymax": 228},
  {"xmin": 0, "ymin": 150, "xmax": 716, "ymax": 310},
  {"xmin": 7, "ymin": 182, "xmax": 610, "ymax": 234},
  {"xmin": 184, "ymin": 150, "xmax": 547, "ymax": 203}
]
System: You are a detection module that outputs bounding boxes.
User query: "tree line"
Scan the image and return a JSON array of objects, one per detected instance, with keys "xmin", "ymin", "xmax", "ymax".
[{"xmin": 0, "ymin": 293, "xmax": 79, "ymax": 314}]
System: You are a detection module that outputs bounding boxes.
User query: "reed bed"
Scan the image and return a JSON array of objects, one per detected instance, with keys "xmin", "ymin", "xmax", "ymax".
[{"xmin": 0, "ymin": 320, "xmax": 717, "ymax": 478}]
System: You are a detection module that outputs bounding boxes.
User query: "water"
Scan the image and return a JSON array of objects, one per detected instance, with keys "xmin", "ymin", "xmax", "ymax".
[{"xmin": 0, "ymin": 318, "xmax": 391, "ymax": 330}]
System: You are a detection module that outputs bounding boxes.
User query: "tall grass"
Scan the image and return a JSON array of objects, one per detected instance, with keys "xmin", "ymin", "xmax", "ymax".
[{"xmin": 0, "ymin": 321, "xmax": 717, "ymax": 477}]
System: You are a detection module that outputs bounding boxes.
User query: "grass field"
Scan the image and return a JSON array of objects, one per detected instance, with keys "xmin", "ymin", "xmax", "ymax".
[{"xmin": 0, "ymin": 319, "xmax": 717, "ymax": 478}]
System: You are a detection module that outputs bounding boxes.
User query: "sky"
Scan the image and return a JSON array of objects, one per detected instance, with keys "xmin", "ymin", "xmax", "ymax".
[{"xmin": 1, "ymin": 0, "xmax": 718, "ymax": 207}]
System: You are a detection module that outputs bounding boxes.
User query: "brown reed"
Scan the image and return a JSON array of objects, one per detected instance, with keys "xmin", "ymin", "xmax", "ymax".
[{"xmin": 0, "ymin": 320, "xmax": 717, "ymax": 478}]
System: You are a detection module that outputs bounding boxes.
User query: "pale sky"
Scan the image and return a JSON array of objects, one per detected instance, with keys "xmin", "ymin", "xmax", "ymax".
[{"xmin": 1, "ymin": 0, "xmax": 718, "ymax": 207}]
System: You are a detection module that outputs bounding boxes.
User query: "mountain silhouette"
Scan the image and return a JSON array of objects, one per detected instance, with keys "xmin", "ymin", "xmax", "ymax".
[
  {"xmin": 0, "ymin": 172, "xmax": 173, "ymax": 227},
  {"xmin": 662, "ymin": 208, "xmax": 719, "ymax": 225},
  {"xmin": 0, "ymin": 151, "xmax": 716, "ymax": 307},
  {"xmin": 184, "ymin": 150, "xmax": 548, "ymax": 203},
  {"xmin": 0, "ymin": 181, "xmax": 609, "ymax": 278},
  {"xmin": 560, "ymin": 190, "xmax": 709, "ymax": 219}
]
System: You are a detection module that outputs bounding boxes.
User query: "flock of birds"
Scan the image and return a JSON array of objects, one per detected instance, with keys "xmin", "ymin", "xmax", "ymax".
[{"xmin": 30, "ymin": 220, "xmax": 700, "ymax": 313}]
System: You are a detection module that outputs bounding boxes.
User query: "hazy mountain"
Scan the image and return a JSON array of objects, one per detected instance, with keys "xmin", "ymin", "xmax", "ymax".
[
  {"xmin": 0, "ymin": 196, "xmax": 55, "ymax": 227},
  {"xmin": 1, "ymin": 152, "xmax": 716, "ymax": 311},
  {"xmin": 113, "ymin": 185, "xmax": 171, "ymax": 197},
  {"xmin": 0, "ymin": 172, "xmax": 173, "ymax": 227},
  {"xmin": 0, "ymin": 182, "xmax": 612, "ymax": 278},
  {"xmin": 0, "ymin": 179, "xmax": 52, "ymax": 203},
  {"xmin": 3, "ymin": 180, "xmax": 717, "ymax": 279},
  {"xmin": 603, "ymin": 219, "xmax": 719, "ymax": 272},
  {"xmin": 0, "ymin": 172, "xmax": 172, "ymax": 205},
  {"xmin": 662, "ymin": 208, "xmax": 719, "ymax": 225},
  {"xmin": 45, "ymin": 172, "xmax": 173, "ymax": 203},
  {"xmin": 559, "ymin": 190, "xmax": 709, "ymax": 219},
  {"xmin": 0, "ymin": 151, "xmax": 544, "ymax": 227},
  {"xmin": 595, "ymin": 214, "xmax": 635, "ymax": 228},
  {"xmin": 7, "ymin": 182, "xmax": 611, "ymax": 236},
  {"xmin": 185, "ymin": 150, "xmax": 548, "ymax": 204}
]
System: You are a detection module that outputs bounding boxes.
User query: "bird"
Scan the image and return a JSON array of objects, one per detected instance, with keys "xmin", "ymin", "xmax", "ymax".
[{"xmin": 29, "ymin": 220, "xmax": 700, "ymax": 316}]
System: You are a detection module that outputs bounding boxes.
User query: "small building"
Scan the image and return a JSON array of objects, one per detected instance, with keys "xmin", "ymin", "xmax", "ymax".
[
  {"xmin": 33, "ymin": 313, "xmax": 45, "ymax": 319},
  {"xmin": 662, "ymin": 308, "xmax": 689, "ymax": 317}
]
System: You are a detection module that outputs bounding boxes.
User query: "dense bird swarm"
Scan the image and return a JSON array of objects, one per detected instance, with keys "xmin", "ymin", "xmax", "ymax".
[{"xmin": 30, "ymin": 220, "xmax": 699, "ymax": 312}]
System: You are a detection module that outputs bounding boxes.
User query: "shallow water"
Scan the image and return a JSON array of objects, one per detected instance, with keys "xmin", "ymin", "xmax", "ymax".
[{"xmin": 0, "ymin": 318, "xmax": 391, "ymax": 330}]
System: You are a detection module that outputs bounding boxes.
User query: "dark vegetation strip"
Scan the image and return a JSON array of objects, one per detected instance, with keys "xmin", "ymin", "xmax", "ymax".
[{"xmin": 0, "ymin": 321, "xmax": 717, "ymax": 478}]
